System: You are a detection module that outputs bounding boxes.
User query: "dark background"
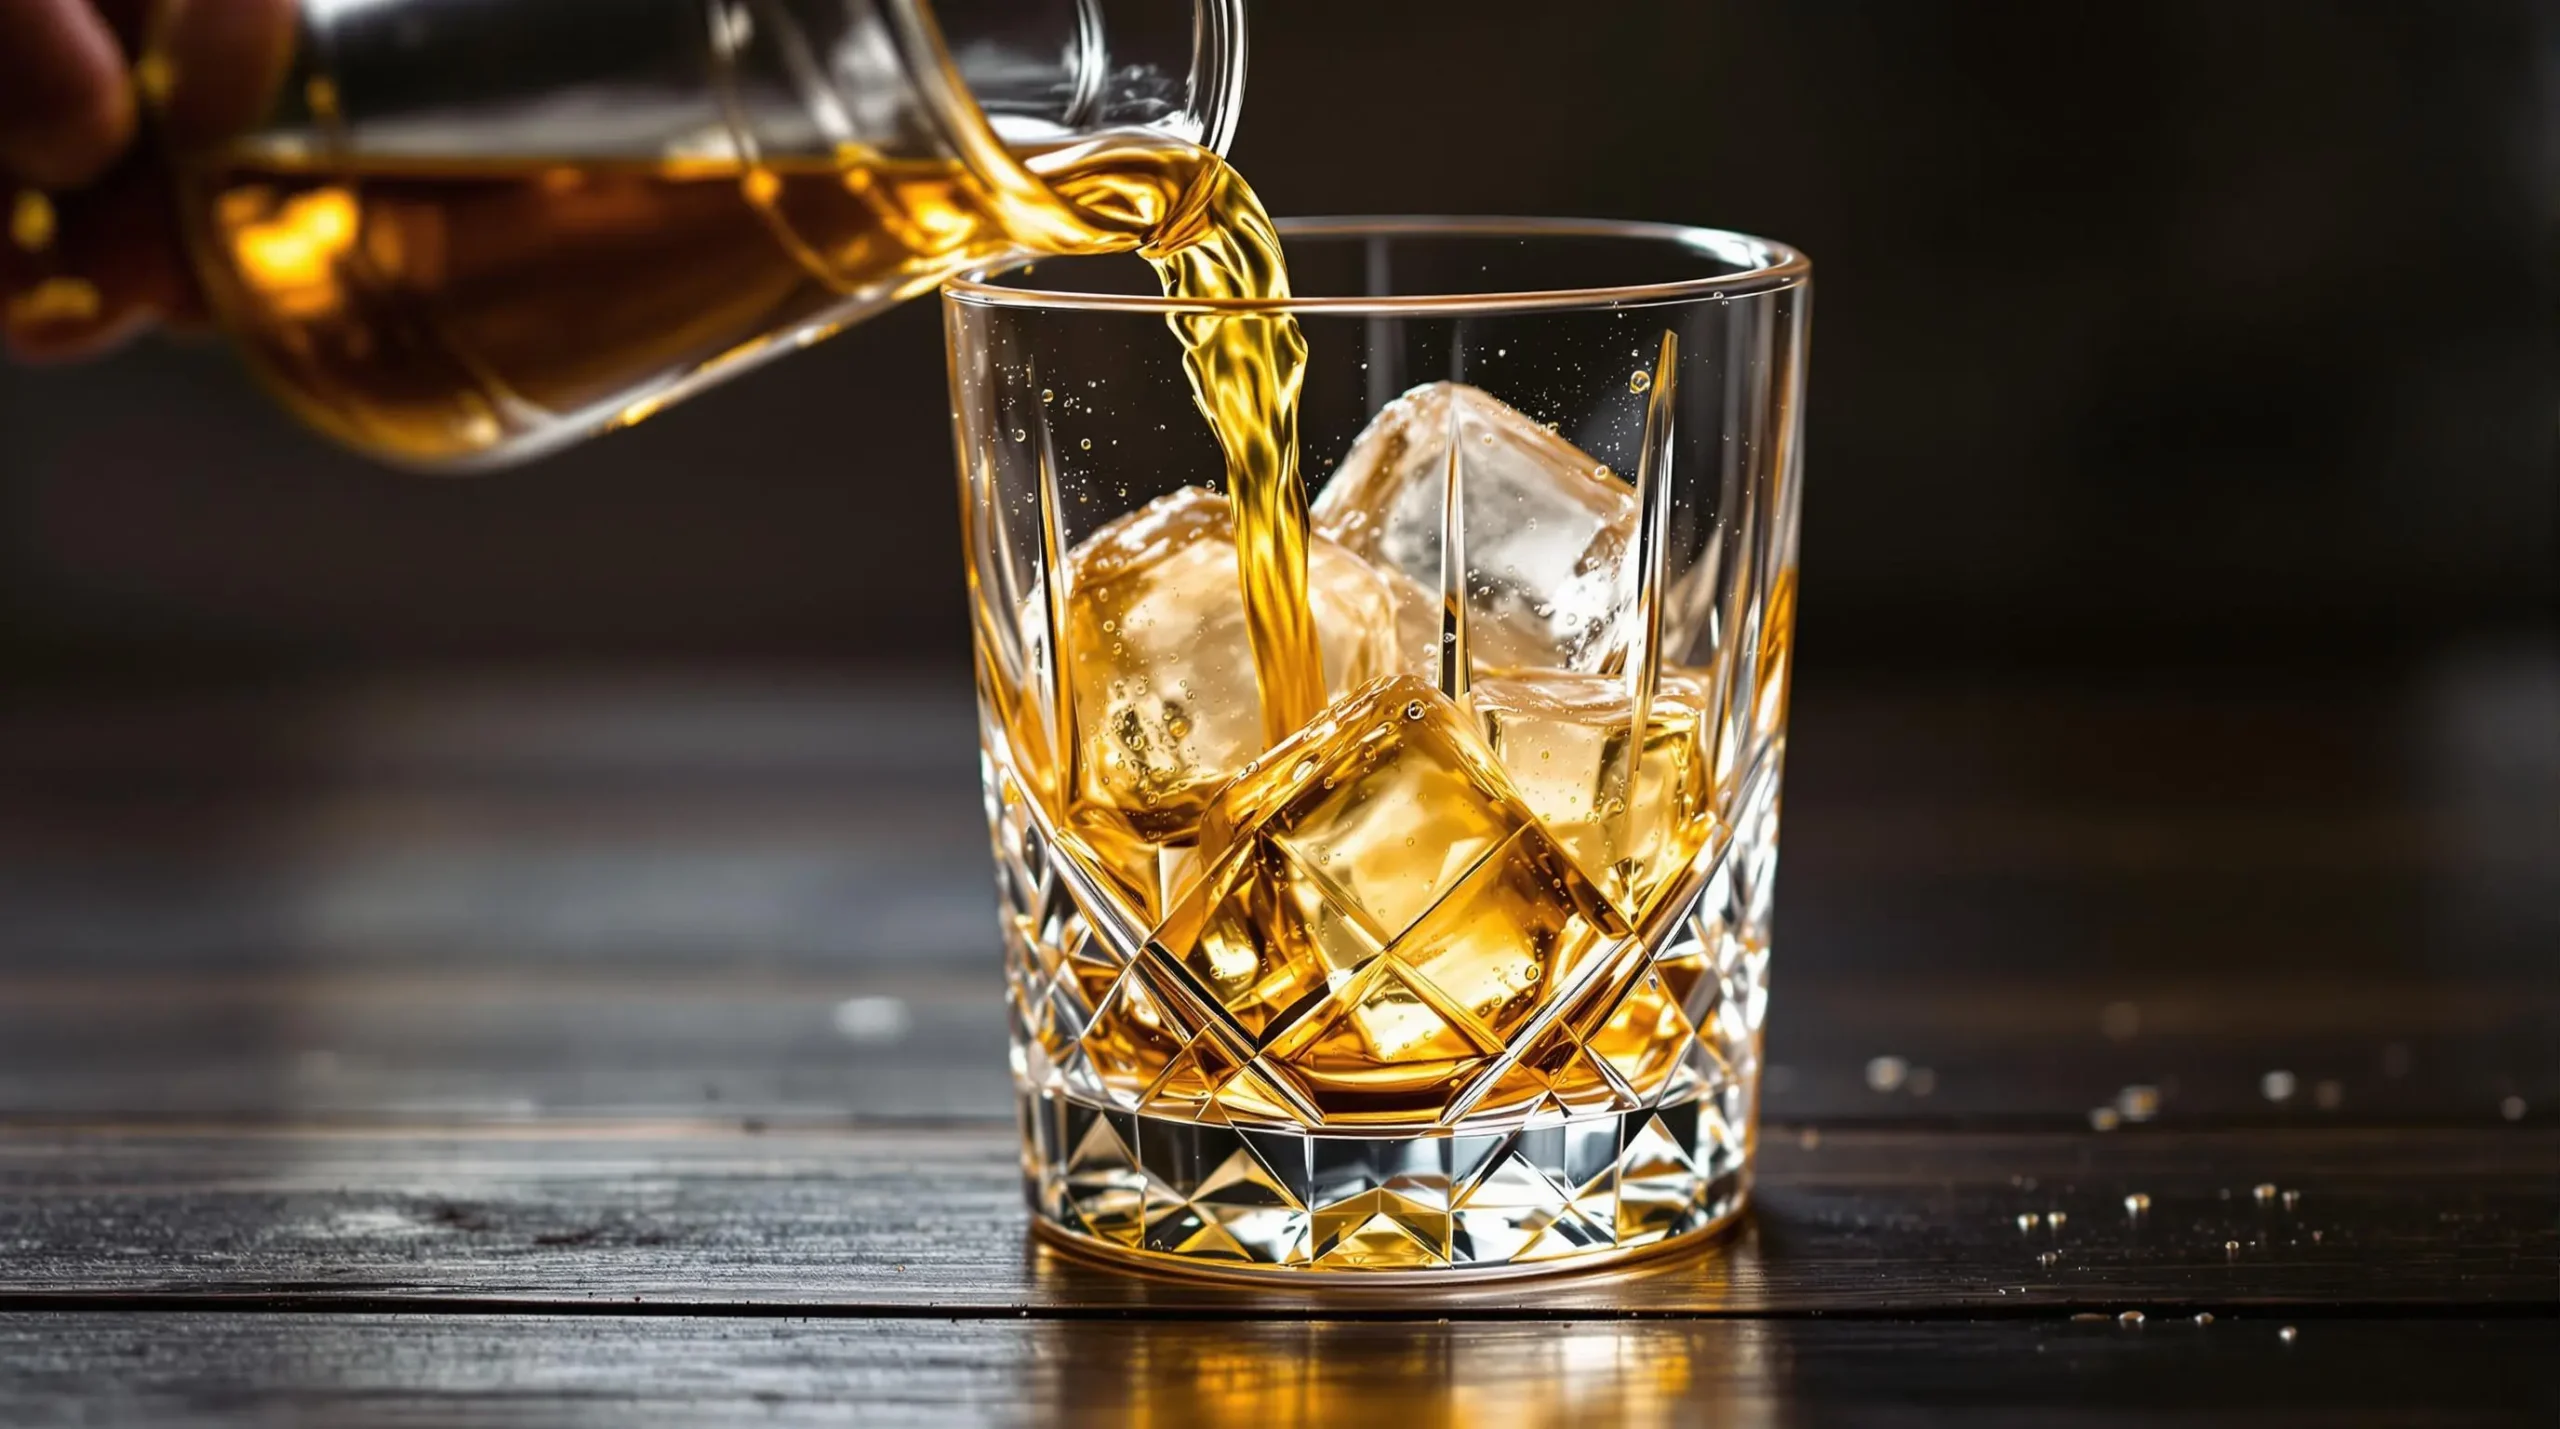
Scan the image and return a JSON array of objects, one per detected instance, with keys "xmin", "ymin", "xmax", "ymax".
[
  {"xmin": 3, "ymin": 0, "xmax": 2550, "ymax": 681},
  {"xmin": 2, "ymin": 11, "xmax": 2556, "ymax": 1407}
]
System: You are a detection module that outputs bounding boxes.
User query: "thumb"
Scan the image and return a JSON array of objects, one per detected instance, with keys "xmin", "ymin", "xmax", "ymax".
[{"xmin": 0, "ymin": 0, "xmax": 139, "ymax": 189}]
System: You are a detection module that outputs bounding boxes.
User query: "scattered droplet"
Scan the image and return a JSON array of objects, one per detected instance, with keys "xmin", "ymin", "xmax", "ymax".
[
  {"xmin": 2099, "ymin": 1000, "xmax": 2141, "ymax": 1041},
  {"xmin": 1865, "ymin": 1056, "xmax": 1909, "ymax": 1093},
  {"xmin": 2037, "ymin": 1250, "xmax": 2060, "ymax": 1266},
  {"xmin": 2089, "ymin": 1106, "xmax": 2122, "ymax": 1132},
  {"xmin": 2117, "ymin": 1084, "xmax": 2161, "ymax": 1122},
  {"xmin": 1799, "ymin": 1127, "xmax": 1822, "ymax": 1150},
  {"xmin": 2279, "ymin": 1325, "xmax": 2298, "ymax": 1344},
  {"xmin": 1628, "ymin": 369, "xmax": 1653, "ymax": 393},
  {"xmin": 1040, "ymin": 388, "xmax": 1055, "ymax": 403},
  {"xmin": 2499, "ymin": 1095, "xmax": 2527, "ymax": 1122},
  {"xmin": 2123, "ymin": 1192, "xmax": 2151, "ymax": 1216},
  {"xmin": 2261, "ymin": 1069, "xmax": 2298, "ymax": 1103},
  {"xmin": 1010, "ymin": 428, "xmax": 1027, "ymax": 443},
  {"xmin": 1079, "ymin": 438, "xmax": 1092, "ymax": 450},
  {"xmin": 1907, "ymin": 1067, "xmax": 1938, "ymax": 1097},
  {"xmin": 2313, "ymin": 1079, "xmax": 2343, "ymax": 1110},
  {"xmin": 2252, "ymin": 1182, "xmax": 2279, "ymax": 1205},
  {"xmin": 2224, "ymin": 1240, "xmax": 2241, "ymax": 1257},
  {"xmin": 2017, "ymin": 1213, "xmax": 2042, "ymax": 1232},
  {"xmin": 831, "ymin": 996, "xmax": 911, "ymax": 1044},
  {"xmin": 2119, "ymin": 1310, "xmax": 2144, "ymax": 1326},
  {"xmin": 1403, "ymin": 701, "xmax": 1426, "ymax": 721},
  {"xmin": 2047, "ymin": 1212, "xmax": 2068, "ymax": 1230},
  {"xmin": 2194, "ymin": 1312, "xmax": 2215, "ymax": 1325},
  {"xmin": 2281, "ymin": 1189, "xmax": 2300, "ymax": 1211}
]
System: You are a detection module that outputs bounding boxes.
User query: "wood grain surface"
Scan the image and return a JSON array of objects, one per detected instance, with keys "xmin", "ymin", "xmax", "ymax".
[
  {"xmin": 1, "ymin": 668, "xmax": 2551, "ymax": 1422},
  {"xmin": 1, "ymin": 1124, "xmax": 2550, "ymax": 1314},
  {"xmin": 5, "ymin": 1313, "xmax": 2554, "ymax": 1428}
]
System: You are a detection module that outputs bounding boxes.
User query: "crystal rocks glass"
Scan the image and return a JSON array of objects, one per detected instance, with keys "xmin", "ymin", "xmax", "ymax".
[{"xmin": 945, "ymin": 218, "xmax": 1809, "ymax": 1278}]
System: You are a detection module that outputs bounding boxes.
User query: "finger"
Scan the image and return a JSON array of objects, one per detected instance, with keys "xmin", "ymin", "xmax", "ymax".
[
  {"xmin": 4, "ymin": 290, "xmax": 156, "ymax": 362},
  {"xmin": 3, "ymin": 164, "xmax": 197, "ymax": 360},
  {"xmin": 153, "ymin": 0, "xmax": 300, "ymax": 147},
  {"xmin": 0, "ymin": 0, "xmax": 139, "ymax": 188}
]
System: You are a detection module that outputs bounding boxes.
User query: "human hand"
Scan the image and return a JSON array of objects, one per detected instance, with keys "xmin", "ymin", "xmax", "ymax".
[{"xmin": 3, "ymin": 0, "xmax": 295, "ymax": 360}]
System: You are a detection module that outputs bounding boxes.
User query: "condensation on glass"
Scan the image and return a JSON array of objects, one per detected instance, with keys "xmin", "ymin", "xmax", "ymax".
[{"xmin": 946, "ymin": 220, "xmax": 1811, "ymax": 1278}]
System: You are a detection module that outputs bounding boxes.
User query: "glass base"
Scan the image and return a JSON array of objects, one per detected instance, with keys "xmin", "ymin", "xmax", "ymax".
[
  {"xmin": 995, "ymin": 742, "xmax": 1783, "ymax": 1279},
  {"xmin": 1021, "ymin": 1082, "xmax": 1750, "ymax": 1277}
]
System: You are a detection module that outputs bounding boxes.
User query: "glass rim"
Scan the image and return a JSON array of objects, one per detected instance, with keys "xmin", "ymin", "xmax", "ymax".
[{"xmin": 943, "ymin": 215, "xmax": 1811, "ymax": 316}]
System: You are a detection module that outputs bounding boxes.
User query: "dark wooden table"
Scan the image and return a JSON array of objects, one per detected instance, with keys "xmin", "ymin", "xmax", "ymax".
[{"xmin": 2, "ymin": 654, "xmax": 2553, "ymax": 1424}]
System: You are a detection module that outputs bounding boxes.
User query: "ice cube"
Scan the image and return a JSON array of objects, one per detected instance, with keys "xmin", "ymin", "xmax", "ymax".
[
  {"xmin": 1469, "ymin": 671, "xmax": 1720, "ymax": 918},
  {"xmin": 1312, "ymin": 382, "xmax": 1635, "ymax": 675},
  {"xmin": 1148, "ymin": 675, "xmax": 1633, "ymax": 1123},
  {"xmin": 1058, "ymin": 485, "xmax": 1407, "ymax": 852}
]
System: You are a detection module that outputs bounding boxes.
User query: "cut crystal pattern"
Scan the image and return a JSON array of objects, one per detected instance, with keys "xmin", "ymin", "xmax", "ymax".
[
  {"xmin": 994, "ymin": 732, "xmax": 1783, "ymax": 1274},
  {"xmin": 972, "ymin": 334, "xmax": 1803, "ymax": 1275}
]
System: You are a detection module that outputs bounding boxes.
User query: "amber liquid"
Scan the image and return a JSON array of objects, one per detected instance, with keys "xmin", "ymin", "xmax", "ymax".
[
  {"xmin": 980, "ymin": 160, "xmax": 1722, "ymax": 1125},
  {"xmin": 187, "ymin": 133, "xmax": 1716, "ymax": 1126},
  {"xmin": 180, "ymin": 136, "xmax": 1308, "ymax": 474}
]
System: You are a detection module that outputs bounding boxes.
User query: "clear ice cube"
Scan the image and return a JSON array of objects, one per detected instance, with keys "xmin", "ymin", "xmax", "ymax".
[
  {"xmin": 1058, "ymin": 485, "xmax": 1408, "ymax": 847},
  {"xmin": 1312, "ymin": 382, "xmax": 1636, "ymax": 675},
  {"xmin": 1469, "ymin": 670, "xmax": 1719, "ymax": 918},
  {"xmin": 1149, "ymin": 675, "xmax": 1633, "ymax": 1123}
]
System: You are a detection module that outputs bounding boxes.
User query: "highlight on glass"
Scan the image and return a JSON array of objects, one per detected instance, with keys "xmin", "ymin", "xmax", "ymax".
[{"xmin": 947, "ymin": 217, "xmax": 1809, "ymax": 1277}]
